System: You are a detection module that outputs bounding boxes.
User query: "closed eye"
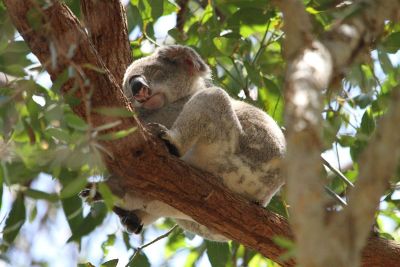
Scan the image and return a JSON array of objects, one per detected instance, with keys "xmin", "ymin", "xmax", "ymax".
[{"xmin": 128, "ymin": 75, "xmax": 141, "ymax": 85}]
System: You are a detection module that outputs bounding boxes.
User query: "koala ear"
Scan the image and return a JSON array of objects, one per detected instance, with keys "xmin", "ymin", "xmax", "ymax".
[{"xmin": 156, "ymin": 45, "xmax": 210, "ymax": 77}]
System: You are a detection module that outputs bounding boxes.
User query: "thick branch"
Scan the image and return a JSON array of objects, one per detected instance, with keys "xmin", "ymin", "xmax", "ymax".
[
  {"xmin": 362, "ymin": 236, "xmax": 400, "ymax": 267},
  {"xmin": 80, "ymin": 0, "xmax": 132, "ymax": 85},
  {"xmin": 284, "ymin": 41, "xmax": 334, "ymax": 266},
  {"xmin": 272, "ymin": 0, "xmax": 313, "ymax": 58},
  {"xmin": 277, "ymin": 0, "xmax": 400, "ymax": 266},
  {"xmin": 335, "ymin": 88, "xmax": 400, "ymax": 261},
  {"xmin": 4, "ymin": 1, "xmax": 400, "ymax": 266},
  {"xmin": 322, "ymin": 0, "xmax": 400, "ymax": 79}
]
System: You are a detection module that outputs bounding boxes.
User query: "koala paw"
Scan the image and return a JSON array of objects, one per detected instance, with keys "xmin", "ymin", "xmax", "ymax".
[
  {"xmin": 146, "ymin": 123, "xmax": 180, "ymax": 157},
  {"xmin": 113, "ymin": 206, "xmax": 143, "ymax": 234},
  {"xmin": 147, "ymin": 122, "xmax": 168, "ymax": 137}
]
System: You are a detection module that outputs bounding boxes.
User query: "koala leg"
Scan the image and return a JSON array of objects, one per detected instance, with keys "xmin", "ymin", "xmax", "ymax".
[
  {"xmin": 175, "ymin": 219, "xmax": 229, "ymax": 242},
  {"xmin": 163, "ymin": 87, "xmax": 242, "ymax": 156},
  {"xmin": 113, "ymin": 206, "xmax": 144, "ymax": 234}
]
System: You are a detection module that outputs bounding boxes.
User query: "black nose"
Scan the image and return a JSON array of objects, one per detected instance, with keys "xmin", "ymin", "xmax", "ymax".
[{"xmin": 130, "ymin": 76, "xmax": 148, "ymax": 95}]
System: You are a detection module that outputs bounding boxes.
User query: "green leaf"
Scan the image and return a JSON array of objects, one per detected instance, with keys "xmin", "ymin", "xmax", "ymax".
[
  {"xmin": 0, "ymin": 41, "xmax": 29, "ymax": 55},
  {"xmin": 381, "ymin": 32, "xmax": 400, "ymax": 53},
  {"xmin": 94, "ymin": 107, "xmax": 135, "ymax": 118},
  {"xmin": 213, "ymin": 37, "xmax": 237, "ymax": 56},
  {"xmin": 97, "ymin": 127, "xmax": 137, "ymax": 141},
  {"xmin": 272, "ymin": 236, "xmax": 296, "ymax": 262},
  {"xmin": 100, "ymin": 259, "xmax": 118, "ymax": 267},
  {"xmin": 65, "ymin": 114, "xmax": 88, "ymax": 131},
  {"xmin": 0, "ymin": 64, "xmax": 26, "ymax": 77},
  {"xmin": 4, "ymin": 162, "xmax": 40, "ymax": 185},
  {"xmin": 267, "ymin": 195, "xmax": 288, "ymax": 218},
  {"xmin": 360, "ymin": 108, "xmax": 375, "ymax": 136},
  {"xmin": 149, "ymin": 0, "xmax": 163, "ymax": 19},
  {"xmin": 29, "ymin": 205, "xmax": 38, "ymax": 223},
  {"xmin": 3, "ymin": 193, "xmax": 26, "ymax": 245},
  {"xmin": 60, "ymin": 175, "xmax": 88, "ymax": 199},
  {"xmin": 98, "ymin": 183, "xmax": 117, "ymax": 210},
  {"xmin": 205, "ymin": 241, "xmax": 230, "ymax": 267},
  {"xmin": 25, "ymin": 188, "xmax": 58, "ymax": 202},
  {"xmin": 61, "ymin": 195, "xmax": 84, "ymax": 239},
  {"xmin": 45, "ymin": 127, "xmax": 70, "ymax": 143},
  {"xmin": 101, "ymin": 234, "xmax": 116, "ymax": 257},
  {"xmin": 244, "ymin": 61, "xmax": 263, "ymax": 87},
  {"xmin": 67, "ymin": 202, "xmax": 108, "ymax": 242},
  {"xmin": 228, "ymin": 8, "xmax": 269, "ymax": 26},
  {"xmin": 377, "ymin": 50, "xmax": 394, "ymax": 74},
  {"xmin": 128, "ymin": 252, "xmax": 150, "ymax": 267},
  {"xmin": 353, "ymin": 93, "xmax": 374, "ymax": 109},
  {"xmin": 81, "ymin": 63, "xmax": 105, "ymax": 73}
]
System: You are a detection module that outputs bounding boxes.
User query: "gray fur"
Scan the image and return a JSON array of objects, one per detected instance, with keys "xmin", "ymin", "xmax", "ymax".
[{"xmin": 119, "ymin": 45, "xmax": 286, "ymax": 241}]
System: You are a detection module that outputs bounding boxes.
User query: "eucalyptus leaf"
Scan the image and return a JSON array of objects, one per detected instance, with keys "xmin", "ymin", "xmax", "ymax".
[{"xmin": 3, "ymin": 193, "xmax": 26, "ymax": 245}]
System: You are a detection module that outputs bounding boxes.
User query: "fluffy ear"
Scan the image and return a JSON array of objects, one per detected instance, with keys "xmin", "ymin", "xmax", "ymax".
[{"xmin": 156, "ymin": 45, "xmax": 210, "ymax": 77}]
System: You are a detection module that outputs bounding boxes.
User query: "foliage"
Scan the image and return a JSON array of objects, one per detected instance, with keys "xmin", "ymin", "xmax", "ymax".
[{"xmin": 0, "ymin": 0, "xmax": 399, "ymax": 266}]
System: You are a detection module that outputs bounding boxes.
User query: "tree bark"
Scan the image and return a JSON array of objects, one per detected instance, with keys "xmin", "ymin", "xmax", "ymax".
[
  {"xmin": 276, "ymin": 0, "xmax": 400, "ymax": 266},
  {"xmin": 3, "ymin": 1, "xmax": 400, "ymax": 266},
  {"xmin": 80, "ymin": 0, "xmax": 132, "ymax": 85}
]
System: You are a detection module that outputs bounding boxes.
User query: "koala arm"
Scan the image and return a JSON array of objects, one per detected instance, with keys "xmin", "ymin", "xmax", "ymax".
[{"xmin": 164, "ymin": 87, "xmax": 243, "ymax": 156}]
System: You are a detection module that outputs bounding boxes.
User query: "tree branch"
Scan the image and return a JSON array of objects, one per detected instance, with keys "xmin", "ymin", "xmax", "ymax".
[
  {"xmin": 276, "ymin": 0, "xmax": 400, "ymax": 266},
  {"xmin": 4, "ymin": 1, "xmax": 400, "ymax": 266},
  {"xmin": 334, "ymin": 88, "xmax": 400, "ymax": 264},
  {"xmin": 322, "ymin": 0, "xmax": 400, "ymax": 81},
  {"xmin": 80, "ymin": 0, "xmax": 132, "ymax": 85},
  {"xmin": 272, "ymin": 0, "xmax": 313, "ymax": 58}
]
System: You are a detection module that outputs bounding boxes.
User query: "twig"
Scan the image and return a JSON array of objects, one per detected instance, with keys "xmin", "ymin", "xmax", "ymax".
[
  {"xmin": 127, "ymin": 224, "xmax": 179, "ymax": 266},
  {"xmin": 322, "ymin": 156, "xmax": 354, "ymax": 188}
]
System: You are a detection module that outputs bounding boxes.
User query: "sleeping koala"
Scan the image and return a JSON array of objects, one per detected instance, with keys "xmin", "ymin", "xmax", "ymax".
[{"xmin": 117, "ymin": 45, "xmax": 285, "ymax": 241}]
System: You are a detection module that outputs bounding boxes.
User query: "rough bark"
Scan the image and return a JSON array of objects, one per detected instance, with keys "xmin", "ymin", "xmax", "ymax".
[
  {"xmin": 3, "ymin": 0, "xmax": 400, "ymax": 266},
  {"xmin": 80, "ymin": 0, "xmax": 132, "ymax": 85}
]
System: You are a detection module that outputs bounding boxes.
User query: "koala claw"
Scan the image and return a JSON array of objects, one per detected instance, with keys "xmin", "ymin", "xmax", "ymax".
[
  {"xmin": 113, "ymin": 206, "xmax": 143, "ymax": 234},
  {"xmin": 146, "ymin": 123, "xmax": 180, "ymax": 157},
  {"xmin": 146, "ymin": 122, "xmax": 168, "ymax": 137}
]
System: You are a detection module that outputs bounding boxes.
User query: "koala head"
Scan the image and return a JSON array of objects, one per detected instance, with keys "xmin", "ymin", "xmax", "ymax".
[{"xmin": 123, "ymin": 45, "xmax": 211, "ymax": 110}]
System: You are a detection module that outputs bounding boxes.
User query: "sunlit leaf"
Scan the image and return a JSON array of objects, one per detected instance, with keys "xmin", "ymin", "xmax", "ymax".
[
  {"xmin": 97, "ymin": 127, "xmax": 137, "ymax": 141},
  {"xmin": 381, "ymin": 32, "xmax": 400, "ymax": 53}
]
